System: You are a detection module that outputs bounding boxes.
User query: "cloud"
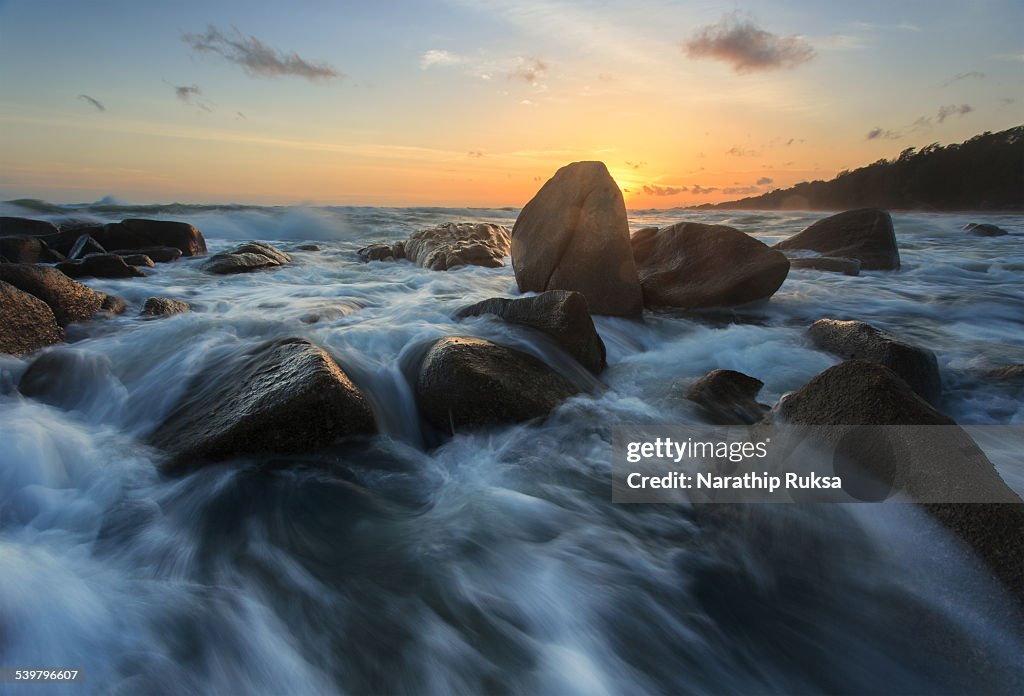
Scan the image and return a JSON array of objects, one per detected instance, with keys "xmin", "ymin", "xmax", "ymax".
[
  {"xmin": 235, "ymin": 111, "xmax": 247, "ymax": 120},
  {"xmin": 643, "ymin": 184, "xmax": 687, "ymax": 196},
  {"xmin": 420, "ymin": 49, "xmax": 465, "ymax": 70},
  {"xmin": 911, "ymin": 116, "xmax": 933, "ymax": 131},
  {"xmin": 723, "ymin": 186, "xmax": 760, "ymax": 195},
  {"xmin": 756, "ymin": 176, "xmax": 773, "ymax": 185},
  {"xmin": 509, "ymin": 57, "xmax": 548, "ymax": 85},
  {"xmin": 467, "ymin": 150, "xmax": 484, "ymax": 158},
  {"xmin": 174, "ymin": 84, "xmax": 202, "ymax": 102},
  {"xmin": 684, "ymin": 14, "xmax": 815, "ymax": 73},
  {"xmin": 77, "ymin": 94, "xmax": 105, "ymax": 112},
  {"xmin": 182, "ymin": 25, "xmax": 340, "ymax": 81},
  {"xmin": 866, "ymin": 127, "xmax": 901, "ymax": 140},
  {"xmin": 691, "ymin": 185, "xmax": 719, "ymax": 194},
  {"xmin": 726, "ymin": 146, "xmax": 759, "ymax": 157},
  {"xmin": 937, "ymin": 103, "xmax": 973, "ymax": 122},
  {"xmin": 941, "ymin": 71, "xmax": 984, "ymax": 87},
  {"xmin": 625, "ymin": 161, "xmax": 646, "ymax": 170}
]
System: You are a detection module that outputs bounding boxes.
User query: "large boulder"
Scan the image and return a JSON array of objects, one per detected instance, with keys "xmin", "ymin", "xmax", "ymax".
[
  {"xmin": 415, "ymin": 336, "xmax": 579, "ymax": 432},
  {"xmin": 0, "ymin": 281, "xmax": 63, "ymax": 356},
  {"xmin": 0, "ymin": 216, "xmax": 60, "ymax": 239},
  {"xmin": 777, "ymin": 359, "xmax": 1024, "ymax": 602},
  {"xmin": 0, "ymin": 264, "xmax": 106, "ymax": 326},
  {"xmin": 57, "ymin": 254, "xmax": 146, "ymax": 279},
  {"xmin": 149, "ymin": 338, "xmax": 375, "ymax": 471},
  {"xmin": 511, "ymin": 162, "xmax": 642, "ymax": 316},
  {"xmin": 686, "ymin": 369, "xmax": 769, "ymax": 425},
  {"xmin": 204, "ymin": 242, "xmax": 291, "ymax": 275},
  {"xmin": 0, "ymin": 236, "xmax": 63, "ymax": 263},
  {"xmin": 631, "ymin": 222, "xmax": 790, "ymax": 309},
  {"xmin": 455, "ymin": 290, "xmax": 607, "ymax": 373},
  {"xmin": 95, "ymin": 219, "xmax": 207, "ymax": 257},
  {"xmin": 775, "ymin": 209, "xmax": 899, "ymax": 270},
  {"xmin": 807, "ymin": 319, "xmax": 941, "ymax": 404}
]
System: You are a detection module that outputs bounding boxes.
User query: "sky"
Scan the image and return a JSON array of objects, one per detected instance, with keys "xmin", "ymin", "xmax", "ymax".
[{"xmin": 0, "ymin": 0, "xmax": 1021, "ymax": 208}]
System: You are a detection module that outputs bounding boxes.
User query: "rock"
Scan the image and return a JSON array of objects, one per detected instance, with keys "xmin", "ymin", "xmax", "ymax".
[
  {"xmin": 110, "ymin": 247, "xmax": 183, "ymax": 263},
  {"xmin": 686, "ymin": 369, "xmax": 769, "ymax": 425},
  {"xmin": 149, "ymin": 338, "xmax": 375, "ymax": 471},
  {"xmin": 415, "ymin": 336, "xmax": 579, "ymax": 432},
  {"xmin": 788, "ymin": 256, "xmax": 861, "ymax": 276},
  {"xmin": 357, "ymin": 243, "xmax": 399, "ymax": 262},
  {"xmin": 18, "ymin": 349, "xmax": 117, "ymax": 411},
  {"xmin": 455, "ymin": 290, "xmax": 607, "ymax": 373},
  {"xmin": 0, "ymin": 264, "xmax": 105, "ymax": 326},
  {"xmin": 807, "ymin": 319, "xmax": 941, "ymax": 404},
  {"xmin": 405, "ymin": 223, "xmax": 510, "ymax": 270},
  {"xmin": 776, "ymin": 359, "xmax": 1024, "ymax": 603},
  {"xmin": 232, "ymin": 241, "xmax": 291, "ymax": 265},
  {"xmin": 100, "ymin": 294, "xmax": 127, "ymax": 315},
  {"xmin": 141, "ymin": 297, "xmax": 191, "ymax": 317},
  {"xmin": 96, "ymin": 219, "xmax": 207, "ymax": 257},
  {"xmin": 984, "ymin": 364, "xmax": 1024, "ymax": 381},
  {"xmin": 775, "ymin": 208, "xmax": 899, "ymax": 270},
  {"xmin": 631, "ymin": 222, "xmax": 790, "ymax": 309},
  {"xmin": 204, "ymin": 241, "xmax": 290, "ymax": 275},
  {"xmin": 0, "ymin": 216, "xmax": 60, "ymax": 238},
  {"xmin": 120, "ymin": 254, "xmax": 155, "ymax": 268},
  {"xmin": 0, "ymin": 236, "xmax": 63, "ymax": 263},
  {"xmin": 963, "ymin": 222, "xmax": 1009, "ymax": 237},
  {"xmin": 57, "ymin": 254, "xmax": 146, "ymax": 279},
  {"xmin": 512, "ymin": 161, "xmax": 643, "ymax": 316},
  {"xmin": 297, "ymin": 244, "xmax": 322, "ymax": 251},
  {"xmin": 67, "ymin": 233, "xmax": 107, "ymax": 261},
  {"xmin": 0, "ymin": 281, "xmax": 63, "ymax": 356}
]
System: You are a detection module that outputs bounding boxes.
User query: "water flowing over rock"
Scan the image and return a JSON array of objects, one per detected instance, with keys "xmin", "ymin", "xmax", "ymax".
[
  {"xmin": 807, "ymin": 318, "xmax": 941, "ymax": 404},
  {"xmin": 774, "ymin": 208, "xmax": 899, "ymax": 270},
  {"xmin": 0, "ymin": 281, "xmax": 63, "ymax": 356},
  {"xmin": 57, "ymin": 254, "xmax": 146, "ymax": 279},
  {"xmin": 511, "ymin": 162, "xmax": 642, "ymax": 316},
  {"xmin": 141, "ymin": 297, "xmax": 191, "ymax": 317},
  {"xmin": 788, "ymin": 256, "xmax": 861, "ymax": 276},
  {"xmin": 204, "ymin": 241, "xmax": 291, "ymax": 274},
  {"xmin": 0, "ymin": 264, "xmax": 107, "ymax": 326},
  {"xmin": 686, "ymin": 369, "xmax": 769, "ymax": 425},
  {"xmin": 455, "ymin": 290, "xmax": 607, "ymax": 374},
  {"xmin": 631, "ymin": 222, "xmax": 790, "ymax": 309},
  {"xmin": 359, "ymin": 223, "xmax": 511, "ymax": 270},
  {"xmin": 415, "ymin": 336, "xmax": 579, "ymax": 433},
  {"xmin": 149, "ymin": 338, "xmax": 376, "ymax": 471},
  {"xmin": 963, "ymin": 222, "xmax": 1008, "ymax": 237}
]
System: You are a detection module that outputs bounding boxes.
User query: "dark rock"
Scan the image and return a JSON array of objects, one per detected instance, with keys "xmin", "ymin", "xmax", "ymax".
[
  {"xmin": 18, "ymin": 349, "xmax": 117, "ymax": 411},
  {"xmin": 120, "ymin": 254, "xmax": 155, "ymax": 268},
  {"xmin": 96, "ymin": 219, "xmax": 207, "ymax": 257},
  {"xmin": 963, "ymin": 222, "xmax": 1009, "ymax": 237},
  {"xmin": 789, "ymin": 256, "xmax": 861, "ymax": 276},
  {"xmin": 0, "ymin": 236, "xmax": 62, "ymax": 263},
  {"xmin": 455, "ymin": 290, "xmax": 607, "ymax": 373},
  {"xmin": 0, "ymin": 264, "xmax": 105, "ymax": 326},
  {"xmin": 67, "ymin": 234, "xmax": 107, "ymax": 261},
  {"xmin": 631, "ymin": 222, "xmax": 790, "ymax": 309},
  {"xmin": 109, "ymin": 247, "xmax": 182, "ymax": 263},
  {"xmin": 776, "ymin": 359, "xmax": 1024, "ymax": 603},
  {"xmin": 203, "ymin": 241, "xmax": 290, "ymax": 275},
  {"xmin": 297, "ymin": 244, "xmax": 322, "ymax": 251},
  {"xmin": 404, "ymin": 223, "xmax": 510, "ymax": 270},
  {"xmin": 416, "ymin": 336, "xmax": 579, "ymax": 432},
  {"xmin": 57, "ymin": 254, "xmax": 146, "ymax": 279},
  {"xmin": 984, "ymin": 364, "xmax": 1024, "ymax": 381},
  {"xmin": 512, "ymin": 161, "xmax": 643, "ymax": 316},
  {"xmin": 100, "ymin": 294, "xmax": 127, "ymax": 315},
  {"xmin": 0, "ymin": 281, "xmax": 63, "ymax": 356},
  {"xmin": 232, "ymin": 241, "xmax": 291, "ymax": 265},
  {"xmin": 686, "ymin": 369, "xmax": 769, "ymax": 425},
  {"xmin": 775, "ymin": 208, "xmax": 899, "ymax": 270},
  {"xmin": 357, "ymin": 243, "xmax": 398, "ymax": 262},
  {"xmin": 807, "ymin": 319, "xmax": 941, "ymax": 404},
  {"xmin": 0, "ymin": 216, "xmax": 60, "ymax": 238},
  {"xmin": 141, "ymin": 297, "xmax": 190, "ymax": 317},
  {"xmin": 149, "ymin": 338, "xmax": 375, "ymax": 471}
]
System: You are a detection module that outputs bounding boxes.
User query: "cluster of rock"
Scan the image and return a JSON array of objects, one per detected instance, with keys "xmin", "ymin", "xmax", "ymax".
[
  {"xmin": 204, "ymin": 241, "xmax": 291, "ymax": 274},
  {"xmin": 359, "ymin": 222, "xmax": 511, "ymax": 270}
]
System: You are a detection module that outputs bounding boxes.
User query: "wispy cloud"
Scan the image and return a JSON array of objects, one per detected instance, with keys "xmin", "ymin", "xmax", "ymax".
[
  {"xmin": 756, "ymin": 176, "xmax": 773, "ymax": 185},
  {"xmin": 723, "ymin": 185, "xmax": 759, "ymax": 195},
  {"xmin": 467, "ymin": 150, "xmax": 484, "ymax": 158},
  {"xmin": 866, "ymin": 127, "xmax": 901, "ymax": 140},
  {"xmin": 937, "ymin": 103, "xmax": 973, "ymax": 122},
  {"xmin": 182, "ymin": 25, "xmax": 340, "ymax": 81},
  {"xmin": 940, "ymin": 71, "xmax": 984, "ymax": 87},
  {"xmin": 509, "ymin": 56, "xmax": 548, "ymax": 85},
  {"xmin": 77, "ymin": 94, "xmax": 105, "ymax": 112},
  {"xmin": 684, "ymin": 13, "xmax": 815, "ymax": 73},
  {"xmin": 643, "ymin": 184, "xmax": 687, "ymax": 196},
  {"xmin": 625, "ymin": 160, "xmax": 646, "ymax": 170},
  {"xmin": 173, "ymin": 84, "xmax": 202, "ymax": 102},
  {"xmin": 726, "ymin": 145, "xmax": 760, "ymax": 157},
  {"xmin": 420, "ymin": 49, "xmax": 465, "ymax": 70},
  {"xmin": 691, "ymin": 184, "xmax": 719, "ymax": 194}
]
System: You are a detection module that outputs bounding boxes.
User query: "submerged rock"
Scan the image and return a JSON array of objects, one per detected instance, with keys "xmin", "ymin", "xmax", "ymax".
[
  {"xmin": 18, "ymin": 349, "xmax": 118, "ymax": 411},
  {"xmin": 141, "ymin": 297, "xmax": 191, "ymax": 317},
  {"xmin": 0, "ymin": 264, "xmax": 106, "ymax": 326},
  {"xmin": 631, "ymin": 222, "xmax": 790, "ymax": 309},
  {"xmin": 150, "ymin": 338, "xmax": 375, "ymax": 471},
  {"xmin": 512, "ymin": 161, "xmax": 643, "ymax": 316},
  {"xmin": 415, "ymin": 336, "xmax": 579, "ymax": 432},
  {"xmin": 807, "ymin": 318, "xmax": 941, "ymax": 404},
  {"xmin": 963, "ymin": 222, "xmax": 1009, "ymax": 237},
  {"xmin": 455, "ymin": 290, "xmax": 607, "ymax": 373},
  {"xmin": 57, "ymin": 253, "xmax": 146, "ymax": 279},
  {"xmin": 204, "ymin": 241, "xmax": 291, "ymax": 274},
  {"xmin": 775, "ymin": 209, "xmax": 899, "ymax": 270},
  {"xmin": 788, "ymin": 256, "xmax": 861, "ymax": 276},
  {"xmin": 686, "ymin": 369, "xmax": 769, "ymax": 425},
  {"xmin": 0, "ymin": 281, "xmax": 63, "ymax": 356},
  {"xmin": 984, "ymin": 364, "xmax": 1024, "ymax": 381}
]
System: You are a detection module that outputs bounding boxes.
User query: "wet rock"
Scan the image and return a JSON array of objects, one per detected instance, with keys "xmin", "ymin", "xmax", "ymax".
[
  {"xmin": 788, "ymin": 256, "xmax": 861, "ymax": 276},
  {"xmin": 110, "ymin": 247, "xmax": 183, "ymax": 263},
  {"xmin": 0, "ymin": 264, "xmax": 105, "ymax": 326},
  {"xmin": 807, "ymin": 318, "xmax": 941, "ymax": 404},
  {"xmin": 141, "ymin": 297, "xmax": 191, "ymax": 317},
  {"xmin": 405, "ymin": 223, "xmax": 510, "ymax": 270},
  {"xmin": 686, "ymin": 369, "xmax": 769, "ymax": 425},
  {"xmin": 67, "ymin": 233, "xmax": 107, "ymax": 261},
  {"xmin": 455, "ymin": 290, "xmax": 607, "ymax": 373},
  {"xmin": 233, "ymin": 241, "xmax": 291, "ymax": 265},
  {"xmin": 415, "ymin": 336, "xmax": 579, "ymax": 432},
  {"xmin": 18, "ymin": 349, "xmax": 118, "ymax": 411},
  {"xmin": 512, "ymin": 161, "xmax": 643, "ymax": 316},
  {"xmin": 357, "ymin": 243, "xmax": 399, "ymax": 262},
  {"xmin": 0, "ymin": 236, "xmax": 63, "ymax": 263},
  {"xmin": 963, "ymin": 222, "xmax": 1008, "ymax": 237},
  {"xmin": 96, "ymin": 219, "xmax": 207, "ymax": 257},
  {"xmin": 204, "ymin": 241, "xmax": 290, "ymax": 275},
  {"xmin": 100, "ymin": 294, "xmax": 127, "ymax": 315},
  {"xmin": 776, "ymin": 359, "xmax": 1024, "ymax": 603},
  {"xmin": 775, "ymin": 208, "xmax": 899, "ymax": 270},
  {"xmin": 297, "ymin": 244, "xmax": 322, "ymax": 251},
  {"xmin": 0, "ymin": 216, "xmax": 60, "ymax": 239},
  {"xmin": 984, "ymin": 364, "xmax": 1024, "ymax": 381},
  {"xmin": 0, "ymin": 281, "xmax": 63, "ymax": 356},
  {"xmin": 150, "ymin": 338, "xmax": 375, "ymax": 471},
  {"xmin": 57, "ymin": 254, "xmax": 146, "ymax": 279},
  {"xmin": 631, "ymin": 222, "xmax": 790, "ymax": 309},
  {"xmin": 119, "ymin": 254, "xmax": 155, "ymax": 268}
]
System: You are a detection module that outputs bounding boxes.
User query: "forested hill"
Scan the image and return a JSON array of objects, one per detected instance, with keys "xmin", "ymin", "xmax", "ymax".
[{"xmin": 697, "ymin": 126, "xmax": 1024, "ymax": 211}]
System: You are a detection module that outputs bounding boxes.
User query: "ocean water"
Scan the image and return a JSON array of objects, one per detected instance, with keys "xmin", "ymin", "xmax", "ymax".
[{"xmin": 1, "ymin": 201, "xmax": 1023, "ymax": 695}]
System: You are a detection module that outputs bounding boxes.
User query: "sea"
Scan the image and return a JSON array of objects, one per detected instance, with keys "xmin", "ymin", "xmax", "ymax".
[{"xmin": 1, "ymin": 199, "xmax": 1023, "ymax": 695}]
